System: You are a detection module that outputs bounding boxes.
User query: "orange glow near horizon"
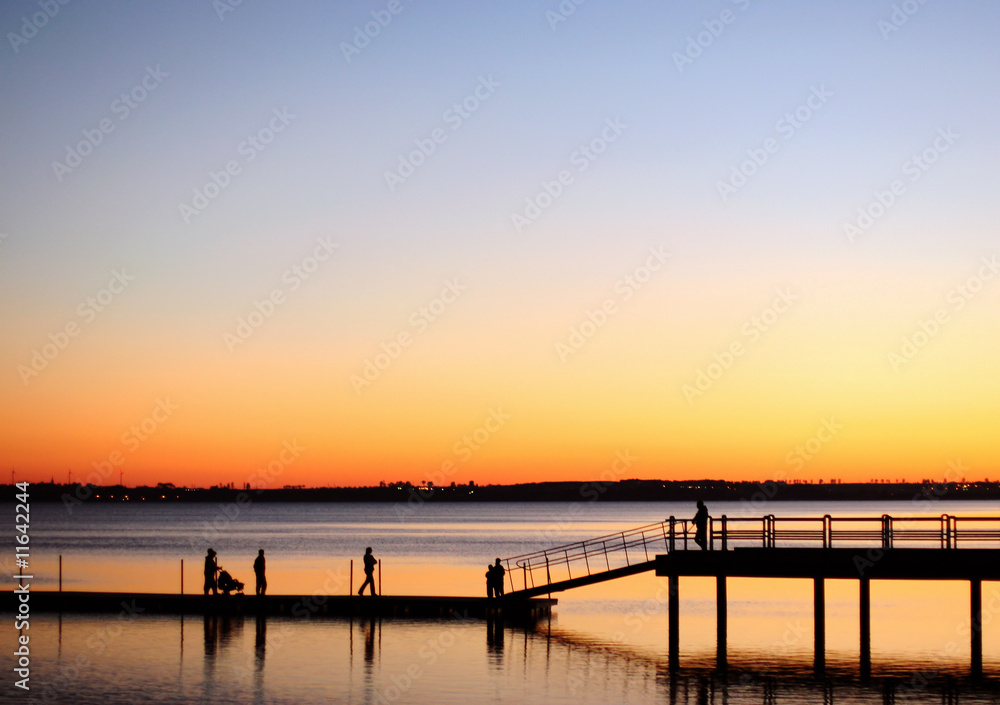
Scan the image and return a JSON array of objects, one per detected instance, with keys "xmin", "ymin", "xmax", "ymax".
[{"xmin": 5, "ymin": 260, "xmax": 999, "ymax": 488}]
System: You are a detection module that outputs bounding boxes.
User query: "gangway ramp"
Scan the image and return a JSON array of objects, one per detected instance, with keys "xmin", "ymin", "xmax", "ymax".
[{"xmin": 501, "ymin": 519, "xmax": 685, "ymax": 598}]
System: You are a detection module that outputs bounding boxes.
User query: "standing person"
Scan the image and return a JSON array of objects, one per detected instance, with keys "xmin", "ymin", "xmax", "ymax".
[
  {"xmin": 253, "ymin": 549, "xmax": 266, "ymax": 596},
  {"xmin": 358, "ymin": 547, "xmax": 377, "ymax": 596},
  {"xmin": 492, "ymin": 558, "xmax": 506, "ymax": 597},
  {"xmin": 692, "ymin": 500, "xmax": 709, "ymax": 550},
  {"xmin": 485, "ymin": 564, "xmax": 495, "ymax": 598},
  {"xmin": 203, "ymin": 548, "xmax": 218, "ymax": 595}
]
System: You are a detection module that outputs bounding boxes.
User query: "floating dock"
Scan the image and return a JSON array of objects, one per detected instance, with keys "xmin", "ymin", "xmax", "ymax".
[{"xmin": 2, "ymin": 591, "xmax": 555, "ymax": 621}]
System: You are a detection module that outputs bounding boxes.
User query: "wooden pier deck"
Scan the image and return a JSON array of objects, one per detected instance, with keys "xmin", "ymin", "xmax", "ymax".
[
  {"xmin": 499, "ymin": 514, "xmax": 1000, "ymax": 675},
  {"xmin": 2, "ymin": 591, "xmax": 555, "ymax": 621},
  {"xmin": 656, "ymin": 547, "xmax": 1000, "ymax": 674}
]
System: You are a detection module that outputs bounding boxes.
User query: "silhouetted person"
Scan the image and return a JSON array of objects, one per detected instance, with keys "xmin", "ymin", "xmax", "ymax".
[
  {"xmin": 253, "ymin": 549, "xmax": 266, "ymax": 596},
  {"xmin": 204, "ymin": 548, "xmax": 218, "ymax": 595},
  {"xmin": 492, "ymin": 558, "xmax": 506, "ymax": 597},
  {"xmin": 692, "ymin": 500, "xmax": 709, "ymax": 550},
  {"xmin": 358, "ymin": 547, "xmax": 377, "ymax": 596},
  {"xmin": 485, "ymin": 564, "xmax": 495, "ymax": 598}
]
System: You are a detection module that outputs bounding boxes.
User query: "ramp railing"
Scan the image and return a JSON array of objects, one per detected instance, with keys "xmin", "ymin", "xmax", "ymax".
[
  {"xmin": 500, "ymin": 514, "xmax": 1000, "ymax": 594},
  {"xmin": 502, "ymin": 518, "xmax": 690, "ymax": 594}
]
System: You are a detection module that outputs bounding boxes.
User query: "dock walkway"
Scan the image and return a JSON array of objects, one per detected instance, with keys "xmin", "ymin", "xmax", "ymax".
[{"xmin": 3, "ymin": 591, "xmax": 555, "ymax": 620}]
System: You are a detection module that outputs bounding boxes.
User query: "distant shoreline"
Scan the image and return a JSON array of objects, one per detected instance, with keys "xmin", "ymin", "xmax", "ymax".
[{"xmin": 7, "ymin": 479, "xmax": 999, "ymax": 504}]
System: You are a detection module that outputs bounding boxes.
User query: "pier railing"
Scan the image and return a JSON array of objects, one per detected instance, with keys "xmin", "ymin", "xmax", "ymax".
[{"xmin": 503, "ymin": 514, "xmax": 1000, "ymax": 594}]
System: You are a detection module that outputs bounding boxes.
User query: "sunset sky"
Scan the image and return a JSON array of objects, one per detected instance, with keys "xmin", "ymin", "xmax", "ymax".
[{"xmin": 2, "ymin": 1, "xmax": 999, "ymax": 488}]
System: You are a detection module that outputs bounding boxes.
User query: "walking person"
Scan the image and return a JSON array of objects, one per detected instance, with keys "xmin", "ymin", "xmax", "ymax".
[
  {"xmin": 692, "ymin": 500, "xmax": 709, "ymax": 550},
  {"xmin": 358, "ymin": 547, "xmax": 378, "ymax": 596},
  {"xmin": 253, "ymin": 549, "xmax": 267, "ymax": 596},
  {"xmin": 203, "ymin": 548, "xmax": 218, "ymax": 595}
]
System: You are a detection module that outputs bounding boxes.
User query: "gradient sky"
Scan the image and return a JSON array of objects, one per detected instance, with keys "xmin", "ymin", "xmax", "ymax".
[{"xmin": 2, "ymin": 1, "xmax": 999, "ymax": 488}]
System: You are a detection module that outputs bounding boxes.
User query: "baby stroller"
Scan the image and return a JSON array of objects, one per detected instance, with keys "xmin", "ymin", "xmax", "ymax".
[{"xmin": 217, "ymin": 567, "xmax": 245, "ymax": 596}]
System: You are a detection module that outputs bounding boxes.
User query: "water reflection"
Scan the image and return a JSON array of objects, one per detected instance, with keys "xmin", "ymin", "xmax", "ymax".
[
  {"xmin": 486, "ymin": 614, "xmax": 505, "ymax": 663},
  {"xmin": 530, "ymin": 622, "xmax": 997, "ymax": 705},
  {"xmin": 202, "ymin": 614, "xmax": 244, "ymax": 702},
  {"xmin": 254, "ymin": 613, "xmax": 266, "ymax": 669},
  {"xmin": 4, "ymin": 613, "xmax": 997, "ymax": 704}
]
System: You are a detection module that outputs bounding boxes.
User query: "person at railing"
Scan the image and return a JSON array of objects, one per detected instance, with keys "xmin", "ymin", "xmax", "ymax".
[
  {"xmin": 492, "ymin": 558, "xmax": 506, "ymax": 597},
  {"xmin": 692, "ymin": 500, "xmax": 709, "ymax": 550}
]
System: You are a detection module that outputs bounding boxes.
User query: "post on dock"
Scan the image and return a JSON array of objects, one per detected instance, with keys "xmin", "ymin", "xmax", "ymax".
[
  {"xmin": 668, "ymin": 574, "xmax": 679, "ymax": 671},
  {"xmin": 716, "ymin": 574, "xmax": 727, "ymax": 668},
  {"xmin": 378, "ymin": 560, "xmax": 382, "ymax": 596},
  {"xmin": 350, "ymin": 559, "xmax": 353, "ymax": 596},
  {"xmin": 813, "ymin": 577, "xmax": 825, "ymax": 672},
  {"xmin": 971, "ymin": 578, "xmax": 983, "ymax": 676},
  {"xmin": 59, "ymin": 555, "xmax": 62, "ymax": 592},
  {"xmin": 180, "ymin": 559, "xmax": 184, "ymax": 596},
  {"xmin": 859, "ymin": 577, "xmax": 870, "ymax": 676}
]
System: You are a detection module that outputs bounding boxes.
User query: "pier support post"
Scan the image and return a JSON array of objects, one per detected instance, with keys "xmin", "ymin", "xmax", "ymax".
[
  {"xmin": 859, "ymin": 577, "xmax": 870, "ymax": 677},
  {"xmin": 668, "ymin": 574, "xmax": 679, "ymax": 671},
  {"xmin": 716, "ymin": 574, "xmax": 727, "ymax": 669},
  {"xmin": 813, "ymin": 577, "xmax": 825, "ymax": 672},
  {"xmin": 971, "ymin": 578, "xmax": 983, "ymax": 677}
]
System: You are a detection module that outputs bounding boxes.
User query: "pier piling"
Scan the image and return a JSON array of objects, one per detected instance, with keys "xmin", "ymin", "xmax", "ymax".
[
  {"xmin": 971, "ymin": 578, "xmax": 983, "ymax": 676},
  {"xmin": 668, "ymin": 574, "xmax": 679, "ymax": 671},
  {"xmin": 716, "ymin": 575, "xmax": 727, "ymax": 668},
  {"xmin": 859, "ymin": 576, "xmax": 870, "ymax": 676},
  {"xmin": 813, "ymin": 577, "xmax": 825, "ymax": 672}
]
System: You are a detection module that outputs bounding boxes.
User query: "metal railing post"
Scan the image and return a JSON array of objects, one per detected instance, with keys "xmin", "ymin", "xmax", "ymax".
[
  {"xmin": 721, "ymin": 515, "xmax": 727, "ymax": 551},
  {"xmin": 668, "ymin": 517, "xmax": 676, "ymax": 552}
]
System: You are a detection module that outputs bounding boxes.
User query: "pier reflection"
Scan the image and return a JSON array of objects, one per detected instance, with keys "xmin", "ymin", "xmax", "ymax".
[
  {"xmin": 520, "ymin": 621, "xmax": 995, "ymax": 704},
  {"xmin": 7, "ymin": 611, "xmax": 995, "ymax": 704}
]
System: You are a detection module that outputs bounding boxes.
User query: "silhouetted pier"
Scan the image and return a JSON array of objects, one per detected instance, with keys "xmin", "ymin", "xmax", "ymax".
[
  {"xmin": 500, "ymin": 514, "xmax": 1000, "ymax": 674},
  {"xmin": 4, "ymin": 591, "xmax": 554, "ymax": 621}
]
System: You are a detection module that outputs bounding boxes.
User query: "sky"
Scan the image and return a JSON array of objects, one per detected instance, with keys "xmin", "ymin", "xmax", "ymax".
[{"xmin": 2, "ymin": 0, "xmax": 999, "ymax": 489}]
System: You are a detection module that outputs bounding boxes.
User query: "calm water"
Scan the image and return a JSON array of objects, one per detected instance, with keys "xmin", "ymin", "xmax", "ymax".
[{"xmin": 3, "ymin": 500, "xmax": 1000, "ymax": 703}]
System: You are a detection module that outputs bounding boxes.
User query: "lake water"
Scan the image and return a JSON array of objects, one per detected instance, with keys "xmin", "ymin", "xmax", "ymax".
[{"xmin": 3, "ymin": 500, "xmax": 1000, "ymax": 703}]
